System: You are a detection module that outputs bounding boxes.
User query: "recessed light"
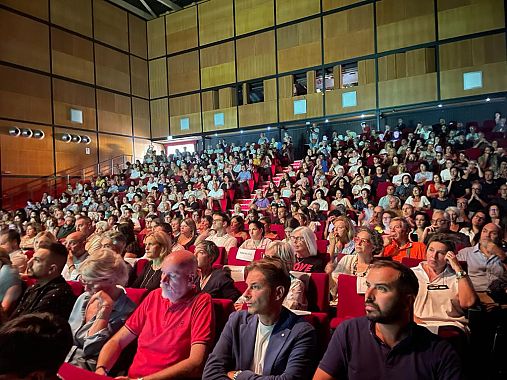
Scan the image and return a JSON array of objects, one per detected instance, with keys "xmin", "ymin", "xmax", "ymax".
[{"xmin": 438, "ymin": 104, "xmax": 443, "ymax": 108}]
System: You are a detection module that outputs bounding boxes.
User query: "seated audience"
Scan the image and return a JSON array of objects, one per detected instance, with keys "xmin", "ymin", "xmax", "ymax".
[
  {"xmin": 19, "ymin": 222, "xmax": 40, "ymax": 250},
  {"xmin": 177, "ymin": 218, "xmax": 197, "ymax": 250},
  {"xmin": 0, "ymin": 229, "xmax": 27, "ymax": 273},
  {"xmin": 203, "ymin": 257, "xmax": 317, "ymax": 379},
  {"xmin": 327, "ymin": 216, "xmax": 355, "ymax": 258},
  {"xmin": 66, "ymin": 249, "xmax": 136, "ymax": 370},
  {"xmin": 240, "ymin": 220, "xmax": 272, "ymax": 250},
  {"xmin": 383, "ymin": 217, "xmax": 426, "ymax": 261},
  {"xmin": 207, "ymin": 212, "xmax": 238, "ymax": 253},
  {"xmin": 95, "ymin": 250, "xmax": 214, "ymax": 379},
  {"xmin": 0, "ymin": 247, "xmax": 22, "ymax": 315},
  {"xmin": 229, "ymin": 215, "xmax": 249, "ymax": 242},
  {"xmin": 291, "ymin": 226, "xmax": 324, "ymax": 272},
  {"xmin": 62, "ymin": 231, "xmax": 89, "ymax": 281}
]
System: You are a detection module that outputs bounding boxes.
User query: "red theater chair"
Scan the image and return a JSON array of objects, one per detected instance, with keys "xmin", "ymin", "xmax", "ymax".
[
  {"xmin": 125, "ymin": 288, "xmax": 149, "ymax": 305},
  {"xmin": 330, "ymin": 274, "xmax": 365, "ymax": 329}
]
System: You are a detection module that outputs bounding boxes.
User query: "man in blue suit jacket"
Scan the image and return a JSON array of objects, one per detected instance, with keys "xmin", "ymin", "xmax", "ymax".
[{"xmin": 203, "ymin": 257, "xmax": 317, "ymax": 380}]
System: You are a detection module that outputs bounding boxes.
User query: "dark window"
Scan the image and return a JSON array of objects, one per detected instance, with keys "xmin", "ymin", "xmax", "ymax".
[
  {"xmin": 248, "ymin": 81, "xmax": 264, "ymax": 104},
  {"xmin": 237, "ymin": 85, "xmax": 244, "ymax": 105},
  {"xmin": 341, "ymin": 62, "xmax": 358, "ymax": 88},
  {"xmin": 316, "ymin": 67, "xmax": 335, "ymax": 92},
  {"xmin": 293, "ymin": 73, "xmax": 307, "ymax": 96}
]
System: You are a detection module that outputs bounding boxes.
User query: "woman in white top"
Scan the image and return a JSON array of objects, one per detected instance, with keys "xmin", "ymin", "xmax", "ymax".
[
  {"xmin": 330, "ymin": 189, "xmax": 354, "ymax": 212},
  {"xmin": 404, "ymin": 186, "xmax": 431, "ymax": 211},
  {"xmin": 311, "ymin": 190, "xmax": 329, "ymax": 211},
  {"xmin": 414, "ymin": 162, "xmax": 433, "ymax": 186},
  {"xmin": 240, "ymin": 221, "xmax": 272, "ymax": 250}
]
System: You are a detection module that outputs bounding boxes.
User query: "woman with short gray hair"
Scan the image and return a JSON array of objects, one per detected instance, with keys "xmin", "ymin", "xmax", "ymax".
[{"xmin": 66, "ymin": 248, "xmax": 135, "ymax": 371}]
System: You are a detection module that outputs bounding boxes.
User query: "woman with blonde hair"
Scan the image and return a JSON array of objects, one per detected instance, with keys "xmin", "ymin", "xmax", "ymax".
[
  {"xmin": 33, "ymin": 231, "xmax": 57, "ymax": 251},
  {"xmin": 66, "ymin": 249, "xmax": 136, "ymax": 370},
  {"xmin": 130, "ymin": 231, "xmax": 172, "ymax": 290},
  {"xmin": 20, "ymin": 222, "xmax": 41, "ymax": 250},
  {"xmin": 327, "ymin": 216, "xmax": 355, "ymax": 258},
  {"xmin": 0, "ymin": 247, "xmax": 22, "ymax": 315}
]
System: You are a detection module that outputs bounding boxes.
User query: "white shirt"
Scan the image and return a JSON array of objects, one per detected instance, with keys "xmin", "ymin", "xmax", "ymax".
[{"xmin": 251, "ymin": 320, "xmax": 275, "ymax": 374}]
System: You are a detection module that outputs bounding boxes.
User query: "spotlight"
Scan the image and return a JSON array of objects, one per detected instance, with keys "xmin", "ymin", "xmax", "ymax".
[
  {"xmin": 21, "ymin": 128, "xmax": 33, "ymax": 138},
  {"xmin": 71, "ymin": 135, "xmax": 82, "ymax": 143},
  {"xmin": 325, "ymin": 119, "xmax": 329, "ymax": 123},
  {"xmin": 62, "ymin": 134, "xmax": 72, "ymax": 143},
  {"xmin": 8, "ymin": 127, "xmax": 20, "ymax": 137},
  {"xmin": 32, "ymin": 130, "xmax": 45, "ymax": 139},
  {"xmin": 486, "ymin": 98, "xmax": 491, "ymax": 102},
  {"xmin": 438, "ymin": 104, "xmax": 443, "ymax": 108},
  {"xmin": 267, "ymin": 126, "xmax": 271, "ymax": 130},
  {"xmin": 80, "ymin": 135, "xmax": 91, "ymax": 144},
  {"xmin": 240, "ymin": 130, "xmax": 244, "ymax": 134}
]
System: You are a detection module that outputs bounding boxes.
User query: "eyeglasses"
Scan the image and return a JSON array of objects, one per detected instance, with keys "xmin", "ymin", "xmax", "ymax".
[
  {"xmin": 431, "ymin": 219, "xmax": 449, "ymax": 224},
  {"xmin": 427, "ymin": 284, "xmax": 449, "ymax": 290},
  {"xmin": 290, "ymin": 236, "xmax": 305, "ymax": 242},
  {"xmin": 353, "ymin": 237, "xmax": 371, "ymax": 246}
]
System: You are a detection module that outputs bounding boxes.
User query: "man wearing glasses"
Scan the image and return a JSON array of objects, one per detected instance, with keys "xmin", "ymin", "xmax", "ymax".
[
  {"xmin": 206, "ymin": 212, "xmax": 238, "ymax": 254},
  {"xmin": 411, "ymin": 233, "xmax": 477, "ymax": 334}
]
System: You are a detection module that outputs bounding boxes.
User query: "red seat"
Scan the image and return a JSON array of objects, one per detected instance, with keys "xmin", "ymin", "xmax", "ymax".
[
  {"xmin": 304, "ymin": 312, "xmax": 331, "ymax": 360},
  {"xmin": 270, "ymin": 224, "xmax": 285, "ymax": 239},
  {"xmin": 307, "ymin": 272, "xmax": 330, "ymax": 313},
  {"xmin": 401, "ymin": 257, "xmax": 423, "ymax": 268},
  {"xmin": 67, "ymin": 281, "xmax": 84, "ymax": 297},
  {"xmin": 234, "ymin": 280, "xmax": 247, "ymax": 293},
  {"xmin": 213, "ymin": 246, "xmax": 226, "ymax": 266},
  {"xmin": 376, "ymin": 182, "xmax": 393, "ymax": 198},
  {"xmin": 330, "ymin": 274, "xmax": 365, "ymax": 329},
  {"xmin": 464, "ymin": 148, "xmax": 482, "ymax": 161},
  {"xmin": 212, "ymin": 299, "xmax": 235, "ymax": 345},
  {"xmin": 316, "ymin": 239, "xmax": 329, "ymax": 254},
  {"xmin": 24, "ymin": 249, "xmax": 34, "ymax": 260},
  {"xmin": 227, "ymin": 247, "xmax": 264, "ymax": 266},
  {"xmin": 125, "ymin": 287, "xmax": 148, "ymax": 305},
  {"xmin": 59, "ymin": 362, "xmax": 112, "ymax": 379},
  {"xmin": 135, "ymin": 258, "xmax": 149, "ymax": 276}
]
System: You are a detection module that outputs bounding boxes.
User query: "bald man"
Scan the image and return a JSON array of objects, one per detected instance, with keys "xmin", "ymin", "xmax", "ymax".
[
  {"xmin": 62, "ymin": 231, "xmax": 89, "ymax": 280},
  {"xmin": 95, "ymin": 250, "xmax": 215, "ymax": 379}
]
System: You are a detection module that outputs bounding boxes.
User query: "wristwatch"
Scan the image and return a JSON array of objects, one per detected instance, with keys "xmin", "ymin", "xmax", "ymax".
[
  {"xmin": 456, "ymin": 270, "xmax": 468, "ymax": 280},
  {"xmin": 233, "ymin": 370, "xmax": 242, "ymax": 380}
]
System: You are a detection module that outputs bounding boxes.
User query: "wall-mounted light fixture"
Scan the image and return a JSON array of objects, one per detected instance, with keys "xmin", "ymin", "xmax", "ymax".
[
  {"xmin": 8, "ymin": 127, "xmax": 21, "ymax": 137},
  {"xmin": 61, "ymin": 133, "xmax": 72, "ymax": 143},
  {"xmin": 32, "ymin": 130, "xmax": 45, "ymax": 139},
  {"xmin": 80, "ymin": 135, "xmax": 91, "ymax": 144}
]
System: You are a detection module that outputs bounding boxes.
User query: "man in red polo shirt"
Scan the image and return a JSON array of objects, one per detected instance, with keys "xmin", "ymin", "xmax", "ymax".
[
  {"xmin": 383, "ymin": 217, "xmax": 426, "ymax": 262},
  {"xmin": 95, "ymin": 250, "xmax": 214, "ymax": 379}
]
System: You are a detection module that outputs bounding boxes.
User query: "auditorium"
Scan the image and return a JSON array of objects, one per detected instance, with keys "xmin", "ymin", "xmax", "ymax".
[{"xmin": 0, "ymin": 0, "xmax": 506, "ymax": 379}]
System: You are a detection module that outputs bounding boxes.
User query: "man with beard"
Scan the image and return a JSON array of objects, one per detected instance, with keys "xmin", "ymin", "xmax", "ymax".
[{"xmin": 313, "ymin": 260, "xmax": 463, "ymax": 379}]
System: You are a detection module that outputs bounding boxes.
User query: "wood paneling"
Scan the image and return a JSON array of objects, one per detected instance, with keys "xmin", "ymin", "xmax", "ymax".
[
  {"xmin": 1, "ymin": 0, "xmax": 49, "ymax": 20},
  {"xmin": 277, "ymin": 19, "xmax": 322, "ymax": 73},
  {"xmin": 264, "ymin": 78, "xmax": 277, "ymax": 101},
  {"xmin": 235, "ymin": 0, "xmax": 274, "ymax": 36},
  {"xmin": 276, "ymin": 0, "xmax": 320, "ymax": 24},
  {"xmin": 150, "ymin": 98, "xmax": 169, "ymax": 138},
  {"xmin": 200, "ymin": 42, "xmax": 236, "ymax": 88},
  {"xmin": 53, "ymin": 79, "xmax": 96, "ymax": 130},
  {"xmin": 236, "ymin": 31, "xmax": 276, "ymax": 82},
  {"xmin": 379, "ymin": 73, "xmax": 437, "ymax": 108},
  {"xmin": 438, "ymin": 0, "xmax": 505, "ymax": 40},
  {"xmin": 167, "ymin": 51, "xmax": 200, "ymax": 95},
  {"xmin": 134, "ymin": 138, "xmax": 153, "ymax": 162},
  {"xmin": 169, "ymin": 94, "xmax": 201, "ymax": 136},
  {"xmin": 50, "ymin": 0, "xmax": 92, "ymax": 37},
  {"xmin": 277, "ymin": 75, "xmax": 293, "ymax": 99},
  {"xmin": 0, "ymin": 65, "xmax": 52, "ymax": 124},
  {"xmin": 377, "ymin": 0, "xmax": 435, "ymax": 52},
  {"xmin": 203, "ymin": 107, "xmax": 237, "ymax": 132},
  {"xmin": 97, "ymin": 90, "xmax": 132, "ymax": 135},
  {"xmin": 98, "ymin": 133, "xmax": 133, "ymax": 161},
  {"xmin": 0, "ymin": 9, "xmax": 50, "ymax": 72},
  {"xmin": 0, "ymin": 121, "xmax": 54, "ymax": 176},
  {"xmin": 51, "ymin": 28, "xmax": 94, "ymax": 84},
  {"xmin": 323, "ymin": 0, "xmax": 363, "ymax": 11},
  {"xmin": 378, "ymin": 48, "xmax": 435, "ymax": 81},
  {"xmin": 129, "ymin": 14, "xmax": 147, "ymax": 58},
  {"xmin": 198, "ymin": 0, "xmax": 234, "ymax": 46},
  {"xmin": 55, "ymin": 127, "xmax": 98, "ymax": 173},
  {"xmin": 95, "ymin": 44, "xmax": 131, "ymax": 94},
  {"xmin": 147, "ymin": 16, "xmax": 166, "ymax": 59},
  {"xmin": 201, "ymin": 90, "xmax": 219, "ymax": 111},
  {"xmin": 130, "ymin": 56, "xmax": 149, "ymax": 98},
  {"xmin": 132, "ymin": 97, "xmax": 150, "ymax": 138},
  {"xmin": 326, "ymin": 84, "xmax": 376, "ymax": 115},
  {"xmin": 323, "ymin": 4, "xmax": 374, "ymax": 63},
  {"xmin": 93, "ymin": 0, "xmax": 128, "ymax": 52},
  {"xmin": 149, "ymin": 58, "xmax": 168, "ymax": 99},
  {"xmin": 239, "ymin": 101, "xmax": 277, "ymax": 127},
  {"xmin": 279, "ymin": 93, "xmax": 323, "ymax": 122},
  {"xmin": 166, "ymin": 6, "xmax": 198, "ymax": 54}
]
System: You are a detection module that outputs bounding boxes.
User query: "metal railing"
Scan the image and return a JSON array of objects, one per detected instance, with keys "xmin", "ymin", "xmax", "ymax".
[{"xmin": 1, "ymin": 155, "xmax": 133, "ymax": 210}]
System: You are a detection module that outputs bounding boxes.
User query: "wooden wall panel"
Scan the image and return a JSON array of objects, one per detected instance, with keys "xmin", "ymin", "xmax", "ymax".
[
  {"xmin": 51, "ymin": 28, "xmax": 94, "ymax": 84},
  {"xmin": 150, "ymin": 98, "xmax": 169, "ymax": 138},
  {"xmin": 200, "ymin": 42, "xmax": 236, "ymax": 88},
  {"xmin": 1, "ymin": 0, "xmax": 48, "ymax": 19},
  {"xmin": 167, "ymin": 51, "xmax": 200, "ymax": 95},
  {"xmin": 198, "ymin": 0, "xmax": 234, "ymax": 46},
  {"xmin": 132, "ymin": 97, "xmax": 150, "ymax": 138},
  {"xmin": 0, "ymin": 121, "xmax": 54, "ymax": 176},
  {"xmin": 147, "ymin": 16, "xmax": 166, "ymax": 59},
  {"xmin": 50, "ymin": 0, "xmax": 92, "ymax": 37},
  {"xmin": 129, "ymin": 14, "xmax": 147, "ymax": 58},
  {"xmin": 0, "ymin": 10, "xmax": 50, "ymax": 72},
  {"xmin": 377, "ymin": 0, "xmax": 435, "ymax": 52},
  {"xmin": 98, "ymin": 133, "xmax": 133, "ymax": 162},
  {"xmin": 55, "ymin": 127, "xmax": 98, "ymax": 173},
  {"xmin": 166, "ymin": 7, "xmax": 198, "ymax": 54},
  {"xmin": 149, "ymin": 58, "xmax": 168, "ymax": 99},
  {"xmin": 130, "ymin": 56, "xmax": 149, "ymax": 98},
  {"xmin": 0, "ymin": 65, "xmax": 52, "ymax": 124},
  {"xmin": 323, "ymin": 5, "xmax": 374, "ymax": 63},
  {"xmin": 276, "ymin": 0, "xmax": 320, "ymax": 24},
  {"xmin": 279, "ymin": 93, "xmax": 323, "ymax": 122},
  {"xmin": 236, "ymin": 31, "xmax": 276, "ymax": 82},
  {"xmin": 93, "ymin": 0, "xmax": 128, "ymax": 52},
  {"xmin": 97, "ymin": 90, "xmax": 132, "ymax": 135},
  {"xmin": 239, "ymin": 101, "xmax": 277, "ymax": 127},
  {"xmin": 323, "ymin": 0, "xmax": 363, "ymax": 11},
  {"xmin": 325, "ymin": 84, "xmax": 376, "ymax": 115},
  {"xmin": 169, "ymin": 94, "xmax": 202, "ymax": 136},
  {"xmin": 133, "ymin": 138, "xmax": 153, "ymax": 162},
  {"xmin": 95, "ymin": 44, "xmax": 131, "ymax": 94},
  {"xmin": 438, "ymin": 0, "xmax": 504, "ymax": 40},
  {"xmin": 379, "ymin": 73, "xmax": 437, "ymax": 108},
  {"xmin": 202, "ymin": 107, "xmax": 237, "ymax": 132},
  {"xmin": 201, "ymin": 91, "xmax": 219, "ymax": 111},
  {"xmin": 235, "ymin": 0, "xmax": 274, "ymax": 36},
  {"xmin": 277, "ymin": 19, "xmax": 322, "ymax": 73},
  {"xmin": 53, "ymin": 79, "xmax": 96, "ymax": 130}
]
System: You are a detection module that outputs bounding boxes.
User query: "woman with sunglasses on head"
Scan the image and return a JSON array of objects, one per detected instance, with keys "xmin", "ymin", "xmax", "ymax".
[{"xmin": 66, "ymin": 249, "xmax": 135, "ymax": 371}]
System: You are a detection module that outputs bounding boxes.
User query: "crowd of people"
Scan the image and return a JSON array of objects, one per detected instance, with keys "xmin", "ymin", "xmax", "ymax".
[{"xmin": 0, "ymin": 114, "xmax": 507, "ymax": 379}]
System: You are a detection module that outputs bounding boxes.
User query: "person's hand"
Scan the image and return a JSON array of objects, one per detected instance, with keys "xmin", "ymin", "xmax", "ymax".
[
  {"xmin": 445, "ymin": 251, "xmax": 461, "ymax": 272},
  {"xmin": 233, "ymin": 302, "xmax": 244, "ymax": 312}
]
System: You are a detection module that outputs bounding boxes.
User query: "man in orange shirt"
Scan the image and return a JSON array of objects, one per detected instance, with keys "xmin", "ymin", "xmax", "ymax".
[{"xmin": 383, "ymin": 217, "xmax": 426, "ymax": 262}]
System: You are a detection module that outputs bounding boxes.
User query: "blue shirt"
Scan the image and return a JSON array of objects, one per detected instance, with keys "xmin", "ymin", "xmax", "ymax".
[{"xmin": 457, "ymin": 244, "xmax": 505, "ymax": 292}]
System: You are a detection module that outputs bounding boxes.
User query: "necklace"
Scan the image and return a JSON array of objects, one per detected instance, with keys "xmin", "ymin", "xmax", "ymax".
[
  {"xmin": 140, "ymin": 265, "xmax": 159, "ymax": 288},
  {"xmin": 352, "ymin": 257, "xmax": 370, "ymax": 277}
]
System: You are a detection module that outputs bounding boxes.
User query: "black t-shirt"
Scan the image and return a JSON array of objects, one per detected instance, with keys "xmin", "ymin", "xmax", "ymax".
[
  {"xmin": 293, "ymin": 255, "xmax": 325, "ymax": 273},
  {"xmin": 447, "ymin": 178, "xmax": 470, "ymax": 198}
]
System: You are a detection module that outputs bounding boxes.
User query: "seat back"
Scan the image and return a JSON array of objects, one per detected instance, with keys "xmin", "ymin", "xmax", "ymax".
[
  {"xmin": 336, "ymin": 274, "xmax": 365, "ymax": 319},
  {"xmin": 307, "ymin": 272, "xmax": 329, "ymax": 313},
  {"xmin": 401, "ymin": 257, "xmax": 423, "ymax": 268},
  {"xmin": 227, "ymin": 247, "xmax": 264, "ymax": 266},
  {"xmin": 270, "ymin": 224, "xmax": 285, "ymax": 239},
  {"xmin": 67, "ymin": 281, "xmax": 84, "ymax": 297},
  {"xmin": 135, "ymin": 258, "xmax": 149, "ymax": 276},
  {"xmin": 212, "ymin": 299, "xmax": 235, "ymax": 345},
  {"xmin": 125, "ymin": 288, "xmax": 149, "ymax": 305},
  {"xmin": 316, "ymin": 239, "xmax": 329, "ymax": 254},
  {"xmin": 59, "ymin": 363, "xmax": 112, "ymax": 379},
  {"xmin": 304, "ymin": 312, "xmax": 331, "ymax": 360}
]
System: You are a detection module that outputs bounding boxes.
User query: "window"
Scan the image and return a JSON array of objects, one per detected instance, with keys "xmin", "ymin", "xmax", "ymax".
[
  {"xmin": 293, "ymin": 73, "xmax": 307, "ymax": 96},
  {"xmin": 316, "ymin": 67, "xmax": 335, "ymax": 92},
  {"xmin": 167, "ymin": 143, "xmax": 195, "ymax": 155},
  {"xmin": 248, "ymin": 81, "xmax": 264, "ymax": 104},
  {"xmin": 341, "ymin": 62, "xmax": 358, "ymax": 88},
  {"xmin": 237, "ymin": 86, "xmax": 244, "ymax": 105}
]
